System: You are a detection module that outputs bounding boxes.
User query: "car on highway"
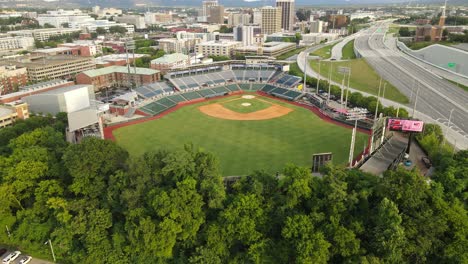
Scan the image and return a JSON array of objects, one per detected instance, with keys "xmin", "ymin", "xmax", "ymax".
[
  {"xmin": 2, "ymin": 251, "xmax": 21, "ymax": 264},
  {"xmin": 18, "ymin": 256, "xmax": 32, "ymax": 264},
  {"xmin": 0, "ymin": 249, "xmax": 6, "ymax": 257}
]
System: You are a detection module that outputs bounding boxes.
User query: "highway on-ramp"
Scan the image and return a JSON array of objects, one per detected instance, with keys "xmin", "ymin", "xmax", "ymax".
[{"xmin": 354, "ymin": 22, "xmax": 468, "ymax": 141}]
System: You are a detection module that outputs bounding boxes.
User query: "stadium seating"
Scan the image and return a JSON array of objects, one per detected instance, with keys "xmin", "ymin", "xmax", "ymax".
[
  {"xmin": 135, "ymin": 82, "xmax": 174, "ymax": 99},
  {"xmin": 167, "ymin": 94, "xmax": 187, "ymax": 103},
  {"xmin": 181, "ymin": 91, "xmax": 203, "ymax": 101},
  {"xmin": 226, "ymin": 84, "xmax": 241, "ymax": 91},
  {"xmin": 140, "ymin": 102, "xmax": 171, "ymax": 115},
  {"xmin": 156, "ymin": 97, "xmax": 177, "ymax": 108},
  {"xmin": 212, "ymin": 86, "xmax": 229, "ymax": 94},
  {"xmin": 197, "ymin": 89, "xmax": 216, "ymax": 97},
  {"xmin": 250, "ymin": 84, "xmax": 266, "ymax": 91},
  {"xmin": 239, "ymin": 84, "xmax": 252, "ymax": 91}
]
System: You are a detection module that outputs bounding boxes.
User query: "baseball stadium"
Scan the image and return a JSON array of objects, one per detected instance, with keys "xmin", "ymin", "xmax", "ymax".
[{"xmin": 104, "ymin": 61, "xmax": 371, "ymax": 176}]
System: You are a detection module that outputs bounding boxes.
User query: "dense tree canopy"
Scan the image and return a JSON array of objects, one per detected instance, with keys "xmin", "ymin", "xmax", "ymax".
[{"xmin": 0, "ymin": 117, "xmax": 466, "ymax": 263}]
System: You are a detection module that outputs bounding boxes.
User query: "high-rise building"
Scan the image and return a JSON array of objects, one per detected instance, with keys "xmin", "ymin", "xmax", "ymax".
[
  {"xmin": 253, "ymin": 10, "xmax": 262, "ymax": 25},
  {"xmin": 228, "ymin": 13, "xmax": 251, "ymax": 27},
  {"xmin": 233, "ymin": 25, "xmax": 262, "ymax": 46},
  {"xmin": 208, "ymin": 5, "xmax": 224, "ymax": 24},
  {"xmin": 309, "ymin": 20, "xmax": 323, "ymax": 33},
  {"xmin": 202, "ymin": 0, "xmax": 218, "ymax": 18},
  {"xmin": 276, "ymin": 0, "xmax": 295, "ymax": 32},
  {"xmin": 261, "ymin": 6, "xmax": 282, "ymax": 35}
]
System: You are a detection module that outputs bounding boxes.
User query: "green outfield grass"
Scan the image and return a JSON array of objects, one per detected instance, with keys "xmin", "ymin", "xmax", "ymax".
[
  {"xmin": 221, "ymin": 98, "xmax": 272, "ymax": 113},
  {"xmin": 309, "ymin": 59, "xmax": 409, "ymax": 104},
  {"xmin": 342, "ymin": 40, "xmax": 356, "ymax": 59},
  {"xmin": 113, "ymin": 95, "xmax": 369, "ymax": 176}
]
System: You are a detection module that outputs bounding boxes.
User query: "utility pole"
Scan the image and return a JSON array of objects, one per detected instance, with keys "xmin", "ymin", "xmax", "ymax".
[
  {"xmin": 316, "ymin": 59, "xmax": 321, "ymax": 94},
  {"xmin": 370, "ymin": 78, "xmax": 382, "ymax": 153},
  {"xmin": 443, "ymin": 108, "xmax": 455, "ymax": 146},
  {"xmin": 327, "ymin": 61, "xmax": 333, "ymax": 104},
  {"xmin": 412, "ymin": 82, "xmax": 420, "ymax": 117},
  {"xmin": 45, "ymin": 239, "xmax": 56, "ymax": 263},
  {"xmin": 347, "ymin": 109, "xmax": 368, "ymax": 168},
  {"xmin": 5, "ymin": 225, "xmax": 10, "ymax": 238},
  {"xmin": 345, "ymin": 67, "xmax": 351, "ymax": 108},
  {"xmin": 340, "ymin": 76, "xmax": 345, "ymax": 106}
]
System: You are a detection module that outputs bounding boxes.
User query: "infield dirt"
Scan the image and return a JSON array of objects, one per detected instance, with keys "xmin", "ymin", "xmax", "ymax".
[{"xmin": 198, "ymin": 102, "xmax": 293, "ymax": 120}]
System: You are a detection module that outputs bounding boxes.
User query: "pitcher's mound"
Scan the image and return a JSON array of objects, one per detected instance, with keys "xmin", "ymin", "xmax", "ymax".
[
  {"xmin": 241, "ymin": 103, "xmax": 251, "ymax": 107},
  {"xmin": 242, "ymin": 95, "xmax": 256, "ymax": 99}
]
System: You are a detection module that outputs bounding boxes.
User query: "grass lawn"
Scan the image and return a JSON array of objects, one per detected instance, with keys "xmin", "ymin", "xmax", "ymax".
[
  {"xmin": 276, "ymin": 46, "xmax": 306, "ymax": 60},
  {"xmin": 310, "ymin": 43, "xmax": 337, "ymax": 59},
  {"xmin": 113, "ymin": 95, "xmax": 369, "ymax": 176},
  {"xmin": 221, "ymin": 98, "xmax": 272, "ymax": 113},
  {"xmin": 407, "ymin": 41, "xmax": 455, "ymax": 50},
  {"xmin": 445, "ymin": 78, "xmax": 468, "ymax": 92},
  {"xmin": 342, "ymin": 40, "xmax": 356, "ymax": 59},
  {"xmin": 309, "ymin": 59, "xmax": 409, "ymax": 104}
]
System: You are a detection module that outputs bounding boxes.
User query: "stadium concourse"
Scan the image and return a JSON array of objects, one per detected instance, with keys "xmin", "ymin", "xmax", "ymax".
[{"xmin": 132, "ymin": 64, "xmax": 304, "ymax": 117}]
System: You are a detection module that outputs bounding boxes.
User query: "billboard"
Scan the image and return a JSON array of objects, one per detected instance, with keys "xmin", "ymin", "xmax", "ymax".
[{"xmin": 388, "ymin": 119, "xmax": 424, "ymax": 132}]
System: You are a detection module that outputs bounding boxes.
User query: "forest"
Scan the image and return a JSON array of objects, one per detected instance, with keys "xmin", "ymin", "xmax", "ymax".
[{"xmin": 0, "ymin": 115, "xmax": 466, "ymax": 263}]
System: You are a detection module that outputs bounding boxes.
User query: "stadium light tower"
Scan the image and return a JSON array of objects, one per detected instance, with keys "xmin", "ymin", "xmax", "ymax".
[{"xmin": 346, "ymin": 108, "xmax": 368, "ymax": 168}]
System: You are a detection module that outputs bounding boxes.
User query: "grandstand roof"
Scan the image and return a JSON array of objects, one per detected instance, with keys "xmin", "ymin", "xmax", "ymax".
[
  {"xmin": 80, "ymin": 66, "xmax": 159, "ymax": 78},
  {"xmin": 151, "ymin": 53, "xmax": 188, "ymax": 64}
]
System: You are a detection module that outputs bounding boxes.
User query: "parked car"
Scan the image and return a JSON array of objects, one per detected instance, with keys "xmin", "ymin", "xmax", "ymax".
[
  {"xmin": 0, "ymin": 249, "xmax": 6, "ymax": 257},
  {"xmin": 2, "ymin": 251, "xmax": 21, "ymax": 264},
  {"xmin": 18, "ymin": 256, "xmax": 32, "ymax": 264},
  {"xmin": 421, "ymin": 156, "xmax": 432, "ymax": 168}
]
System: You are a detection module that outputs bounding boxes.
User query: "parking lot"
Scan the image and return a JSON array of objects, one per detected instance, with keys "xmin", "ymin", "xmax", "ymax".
[{"xmin": 1, "ymin": 249, "xmax": 53, "ymax": 264}]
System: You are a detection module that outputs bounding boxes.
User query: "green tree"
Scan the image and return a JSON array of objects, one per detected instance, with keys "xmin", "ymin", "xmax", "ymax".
[
  {"xmin": 371, "ymin": 198, "xmax": 405, "ymax": 263},
  {"xmin": 109, "ymin": 25, "xmax": 128, "ymax": 34},
  {"xmin": 96, "ymin": 27, "xmax": 107, "ymax": 35}
]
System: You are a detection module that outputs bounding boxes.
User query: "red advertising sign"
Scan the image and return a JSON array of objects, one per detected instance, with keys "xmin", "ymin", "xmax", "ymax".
[{"xmin": 388, "ymin": 119, "xmax": 424, "ymax": 132}]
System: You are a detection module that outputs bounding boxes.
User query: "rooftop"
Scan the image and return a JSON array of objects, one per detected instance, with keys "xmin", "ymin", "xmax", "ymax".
[
  {"xmin": 0, "ymin": 105, "xmax": 14, "ymax": 117},
  {"xmin": 9, "ymin": 55, "xmax": 93, "ymax": 68},
  {"xmin": 151, "ymin": 53, "xmax": 188, "ymax": 64},
  {"xmin": 80, "ymin": 66, "xmax": 159, "ymax": 77}
]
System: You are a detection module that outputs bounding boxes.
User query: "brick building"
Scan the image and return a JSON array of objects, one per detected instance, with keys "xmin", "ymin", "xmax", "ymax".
[
  {"xmin": 0, "ymin": 65, "xmax": 28, "ymax": 95},
  {"xmin": 76, "ymin": 66, "xmax": 161, "ymax": 90}
]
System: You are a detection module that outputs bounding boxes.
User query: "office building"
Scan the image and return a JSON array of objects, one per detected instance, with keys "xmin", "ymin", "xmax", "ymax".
[
  {"xmin": 208, "ymin": 5, "xmax": 225, "ymax": 24},
  {"xmin": 10, "ymin": 55, "xmax": 95, "ymax": 82},
  {"xmin": 235, "ymin": 42, "xmax": 295, "ymax": 57},
  {"xmin": 195, "ymin": 40, "xmax": 242, "ymax": 57},
  {"xmin": 233, "ymin": 25, "xmax": 262, "ymax": 46},
  {"xmin": 228, "ymin": 13, "xmax": 251, "ymax": 26},
  {"xmin": 261, "ymin": 6, "xmax": 282, "ymax": 35},
  {"xmin": 200, "ymin": 0, "xmax": 219, "ymax": 22},
  {"xmin": 309, "ymin": 20, "xmax": 323, "ymax": 33},
  {"xmin": 0, "ymin": 102, "xmax": 29, "ymax": 128},
  {"xmin": 276, "ymin": 0, "xmax": 295, "ymax": 32},
  {"xmin": 301, "ymin": 33, "xmax": 340, "ymax": 45},
  {"xmin": 158, "ymin": 38, "xmax": 200, "ymax": 53},
  {"xmin": 0, "ymin": 36, "xmax": 34, "ymax": 51},
  {"xmin": 92, "ymin": 6, "xmax": 122, "ymax": 18},
  {"xmin": 253, "ymin": 10, "xmax": 262, "ymax": 25},
  {"xmin": 150, "ymin": 53, "xmax": 190, "ymax": 73},
  {"xmin": 329, "ymin": 15, "xmax": 348, "ymax": 29},
  {"xmin": 8, "ymin": 28, "xmax": 82, "ymax": 41},
  {"xmin": 115, "ymin": 15, "xmax": 146, "ymax": 30},
  {"xmin": 76, "ymin": 66, "xmax": 161, "ymax": 90}
]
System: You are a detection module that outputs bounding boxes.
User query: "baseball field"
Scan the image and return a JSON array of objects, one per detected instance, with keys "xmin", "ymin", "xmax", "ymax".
[{"xmin": 112, "ymin": 94, "xmax": 369, "ymax": 176}]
